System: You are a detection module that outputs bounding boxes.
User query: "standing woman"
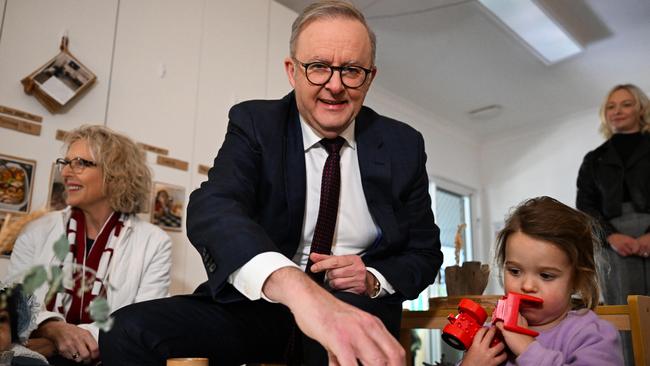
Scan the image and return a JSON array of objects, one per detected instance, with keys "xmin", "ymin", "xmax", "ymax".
[
  {"xmin": 576, "ymin": 84, "xmax": 650, "ymax": 364},
  {"xmin": 7, "ymin": 125, "xmax": 172, "ymax": 365}
]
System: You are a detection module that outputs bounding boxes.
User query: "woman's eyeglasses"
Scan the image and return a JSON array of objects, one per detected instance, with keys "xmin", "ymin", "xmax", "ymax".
[{"xmin": 55, "ymin": 157, "xmax": 97, "ymax": 174}]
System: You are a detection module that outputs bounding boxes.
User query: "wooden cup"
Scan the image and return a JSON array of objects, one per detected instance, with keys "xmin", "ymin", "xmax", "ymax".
[{"xmin": 166, "ymin": 358, "xmax": 209, "ymax": 366}]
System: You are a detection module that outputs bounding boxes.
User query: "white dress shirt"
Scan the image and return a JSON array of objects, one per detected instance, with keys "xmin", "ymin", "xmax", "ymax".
[{"xmin": 228, "ymin": 117, "xmax": 395, "ymax": 300}]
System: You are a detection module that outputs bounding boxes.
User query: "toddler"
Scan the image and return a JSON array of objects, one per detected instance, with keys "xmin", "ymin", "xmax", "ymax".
[{"xmin": 461, "ymin": 196, "xmax": 623, "ymax": 365}]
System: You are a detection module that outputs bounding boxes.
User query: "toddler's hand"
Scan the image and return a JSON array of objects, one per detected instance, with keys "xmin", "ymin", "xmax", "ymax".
[
  {"xmin": 494, "ymin": 315, "xmax": 535, "ymax": 357},
  {"xmin": 460, "ymin": 326, "xmax": 506, "ymax": 366}
]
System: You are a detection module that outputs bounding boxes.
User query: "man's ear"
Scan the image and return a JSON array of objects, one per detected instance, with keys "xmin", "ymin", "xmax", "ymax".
[
  {"xmin": 284, "ymin": 57, "xmax": 296, "ymax": 88},
  {"xmin": 366, "ymin": 66, "xmax": 378, "ymax": 88}
]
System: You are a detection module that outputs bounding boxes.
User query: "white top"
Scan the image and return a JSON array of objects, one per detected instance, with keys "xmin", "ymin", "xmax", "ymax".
[
  {"xmin": 6, "ymin": 208, "xmax": 172, "ymax": 340},
  {"xmin": 229, "ymin": 118, "xmax": 395, "ymax": 301}
]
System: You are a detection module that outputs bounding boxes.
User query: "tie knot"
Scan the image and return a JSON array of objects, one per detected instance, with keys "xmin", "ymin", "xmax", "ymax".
[{"xmin": 321, "ymin": 137, "xmax": 345, "ymax": 155}]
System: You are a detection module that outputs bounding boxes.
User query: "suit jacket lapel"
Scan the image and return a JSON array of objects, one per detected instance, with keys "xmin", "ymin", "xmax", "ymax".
[
  {"xmin": 356, "ymin": 108, "xmax": 394, "ymax": 248},
  {"xmin": 284, "ymin": 93, "xmax": 306, "ymax": 256}
]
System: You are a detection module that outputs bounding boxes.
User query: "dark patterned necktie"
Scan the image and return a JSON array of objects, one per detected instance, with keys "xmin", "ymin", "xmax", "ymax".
[{"xmin": 306, "ymin": 136, "xmax": 345, "ymax": 283}]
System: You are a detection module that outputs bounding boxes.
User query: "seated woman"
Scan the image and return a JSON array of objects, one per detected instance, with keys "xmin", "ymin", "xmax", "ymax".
[
  {"xmin": 6, "ymin": 125, "xmax": 172, "ymax": 365},
  {"xmin": 0, "ymin": 284, "xmax": 49, "ymax": 365}
]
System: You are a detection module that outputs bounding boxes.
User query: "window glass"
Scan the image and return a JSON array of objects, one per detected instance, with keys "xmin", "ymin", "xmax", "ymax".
[{"xmin": 403, "ymin": 183, "xmax": 473, "ymax": 365}]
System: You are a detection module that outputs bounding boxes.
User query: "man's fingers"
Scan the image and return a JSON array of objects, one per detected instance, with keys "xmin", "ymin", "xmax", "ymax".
[
  {"xmin": 326, "ymin": 267, "xmax": 362, "ymax": 282},
  {"xmin": 327, "ymin": 352, "xmax": 340, "ymax": 366},
  {"xmin": 327, "ymin": 276, "xmax": 364, "ymax": 293},
  {"xmin": 325, "ymin": 311, "xmax": 404, "ymax": 366},
  {"xmin": 311, "ymin": 255, "xmax": 344, "ymax": 273},
  {"xmin": 360, "ymin": 315, "xmax": 405, "ymax": 365},
  {"xmin": 328, "ymin": 342, "xmax": 358, "ymax": 366},
  {"xmin": 310, "ymin": 252, "xmax": 331, "ymax": 263},
  {"xmin": 328, "ymin": 280, "xmax": 363, "ymax": 293}
]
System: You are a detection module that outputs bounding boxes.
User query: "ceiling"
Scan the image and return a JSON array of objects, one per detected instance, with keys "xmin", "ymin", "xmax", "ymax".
[{"xmin": 275, "ymin": 0, "xmax": 650, "ymax": 138}]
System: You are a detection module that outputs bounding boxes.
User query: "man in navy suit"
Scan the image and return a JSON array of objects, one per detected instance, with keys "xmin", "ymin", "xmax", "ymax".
[{"xmin": 100, "ymin": 1, "xmax": 442, "ymax": 365}]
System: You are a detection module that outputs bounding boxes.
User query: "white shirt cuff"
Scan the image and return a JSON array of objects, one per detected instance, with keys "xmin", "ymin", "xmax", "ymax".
[
  {"xmin": 366, "ymin": 267, "xmax": 395, "ymax": 298},
  {"xmin": 228, "ymin": 252, "xmax": 299, "ymax": 301}
]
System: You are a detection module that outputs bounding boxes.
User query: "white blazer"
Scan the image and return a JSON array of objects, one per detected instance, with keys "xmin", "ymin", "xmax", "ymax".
[{"xmin": 7, "ymin": 207, "xmax": 172, "ymax": 340}]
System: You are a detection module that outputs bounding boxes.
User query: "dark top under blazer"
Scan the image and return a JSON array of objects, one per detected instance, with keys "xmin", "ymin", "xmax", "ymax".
[
  {"xmin": 187, "ymin": 92, "xmax": 443, "ymax": 303},
  {"xmin": 576, "ymin": 132, "xmax": 650, "ymax": 236}
]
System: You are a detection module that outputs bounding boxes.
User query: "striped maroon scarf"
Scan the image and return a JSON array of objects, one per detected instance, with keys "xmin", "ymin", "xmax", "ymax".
[{"xmin": 46, "ymin": 207, "xmax": 124, "ymax": 324}]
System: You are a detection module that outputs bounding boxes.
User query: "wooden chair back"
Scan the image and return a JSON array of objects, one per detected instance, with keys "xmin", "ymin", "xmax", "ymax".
[{"xmin": 595, "ymin": 295, "xmax": 650, "ymax": 366}]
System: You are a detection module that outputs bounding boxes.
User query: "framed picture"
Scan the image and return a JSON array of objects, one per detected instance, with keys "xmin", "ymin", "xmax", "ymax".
[
  {"xmin": 21, "ymin": 37, "xmax": 97, "ymax": 113},
  {"xmin": 151, "ymin": 182, "xmax": 185, "ymax": 232},
  {"xmin": 47, "ymin": 163, "xmax": 67, "ymax": 210},
  {"xmin": 0, "ymin": 154, "xmax": 36, "ymax": 214}
]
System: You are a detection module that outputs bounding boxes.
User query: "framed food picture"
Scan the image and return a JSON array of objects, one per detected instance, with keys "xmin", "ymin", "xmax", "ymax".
[
  {"xmin": 0, "ymin": 154, "xmax": 36, "ymax": 214},
  {"xmin": 47, "ymin": 163, "xmax": 67, "ymax": 210},
  {"xmin": 151, "ymin": 182, "xmax": 185, "ymax": 232}
]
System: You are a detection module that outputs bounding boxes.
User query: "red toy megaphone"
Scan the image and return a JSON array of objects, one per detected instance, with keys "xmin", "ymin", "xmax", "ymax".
[{"xmin": 442, "ymin": 292, "xmax": 543, "ymax": 351}]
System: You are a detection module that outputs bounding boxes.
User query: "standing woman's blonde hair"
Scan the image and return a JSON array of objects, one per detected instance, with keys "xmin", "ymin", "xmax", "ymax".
[
  {"xmin": 599, "ymin": 83, "xmax": 650, "ymax": 139},
  {"xmin": 64, "ymin": 125, "xmax": 151, "ymax": 214}
]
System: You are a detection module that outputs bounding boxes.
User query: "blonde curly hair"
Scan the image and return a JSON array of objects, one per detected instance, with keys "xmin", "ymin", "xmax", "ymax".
[{"xmin": 64, "ymin": 125, "xmax": 151, "ymax": 214}]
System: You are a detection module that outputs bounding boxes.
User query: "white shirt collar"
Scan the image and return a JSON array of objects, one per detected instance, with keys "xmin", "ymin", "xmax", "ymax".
[{"xmin": 299, "ymin": 115, "xmax": 357, "ymax": 152}]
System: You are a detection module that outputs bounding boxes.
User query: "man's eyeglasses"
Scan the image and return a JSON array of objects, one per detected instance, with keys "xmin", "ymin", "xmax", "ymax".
[
  {"xmin": 294, "ymin": 58, "xmax": 372, "ymax": 89},
  {"xmin": 55, "ymin": 157, "xmax": 97, "ymax": 174}
]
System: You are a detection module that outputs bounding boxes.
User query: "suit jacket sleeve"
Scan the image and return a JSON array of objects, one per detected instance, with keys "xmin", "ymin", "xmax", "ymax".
[{"xmin": 186, "ymin": 101, "xmax": 284, "ymax": 298}]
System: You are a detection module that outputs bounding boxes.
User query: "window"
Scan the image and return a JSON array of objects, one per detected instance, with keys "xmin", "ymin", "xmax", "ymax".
[{"xmin": 403, "ymin": 179, "xmax": 474, "ymax": 365}]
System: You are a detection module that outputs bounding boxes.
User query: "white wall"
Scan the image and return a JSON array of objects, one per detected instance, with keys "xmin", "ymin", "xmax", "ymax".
[
  {"xmin": 0, "ymin": 0, "xmax": 118, "ymax": 210},
  {"xmin": 0, "ymin": 0, "xmax": 483, "ymax": 296},
  {"xmin": 266, "ymin": 1, "xmax": 294, "ymax": 98},
  {"xmin": 479, "ymin": 108, "xmax": 604, "ymax": 292},
  {"xmin": 105, "ymin": 0, "xmax": 206, "ymax": 294},
  {"xmin": 0, "ymin": 0, "xmax": 6, "ymax": 33}
]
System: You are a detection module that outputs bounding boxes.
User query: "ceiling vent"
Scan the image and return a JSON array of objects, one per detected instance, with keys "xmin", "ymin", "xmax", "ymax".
[{"xmin": 468, "ymin": 104, "xmax": 503, "ymax": 120}]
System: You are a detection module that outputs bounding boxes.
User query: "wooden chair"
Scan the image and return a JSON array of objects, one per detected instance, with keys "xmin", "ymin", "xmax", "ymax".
[{"xmin": 400, "ymin": 294, "xmax": 650, "ymax": 366}]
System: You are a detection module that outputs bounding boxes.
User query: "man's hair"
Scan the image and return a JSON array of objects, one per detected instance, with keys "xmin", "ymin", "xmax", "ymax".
[
  {"xmin": 598, "ymin": 83, "xmax": 650, "ymax": 139},
  {"xmin": 494, "ymin": 196, "xmax": 601, "ymax": 309},
  {"xmin": 289, "ymin": 0, "xmax": 377, "ymax": 64},
  {"xmin": 64, "ymin": 125, "xmax": 152, "ymax": 214}
]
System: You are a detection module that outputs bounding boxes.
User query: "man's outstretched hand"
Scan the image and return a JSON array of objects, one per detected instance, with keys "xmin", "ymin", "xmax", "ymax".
[{"xmin": 263, "ymin": 267, "xmax": 405, "ymax": 366}]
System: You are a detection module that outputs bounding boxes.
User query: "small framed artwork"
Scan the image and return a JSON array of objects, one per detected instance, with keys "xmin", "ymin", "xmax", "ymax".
[
  {"xmin": 21, "ymin": 37, "xmax": 96, "ymax": 113},
  {"xmin": 47, "ymin": 163, "xmax": 67, "ymax": 210},
  {"xmin": 0, "ymin": 154, "xmax": 36, "ymax": 214},
  {"xmin": 151, "ymin": 182, "xmax": 185, "ymax": 232}
]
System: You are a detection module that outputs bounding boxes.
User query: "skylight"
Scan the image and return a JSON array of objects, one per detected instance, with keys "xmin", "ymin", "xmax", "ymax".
[{"xmin": 477, "ymin": 0, "xmax": 583, "ymax": 64}]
